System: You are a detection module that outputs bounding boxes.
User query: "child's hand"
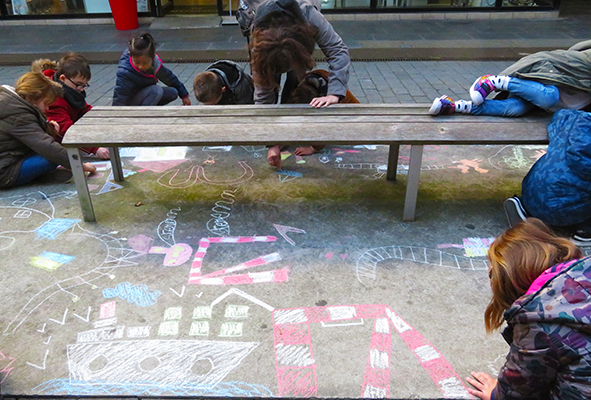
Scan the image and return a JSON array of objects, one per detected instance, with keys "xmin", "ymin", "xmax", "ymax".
[
  {"xmin": 95, "ymin": 148, "xmax": 110, "ymax": 159},
  {"xmin": 310, "ymin": 95, "xmax": 339, "ymax": 108},
  {"xmin": 82, "ymin": 162, "xmax": 97, "ymax": 174},
  {"xmin": 466, "ymin": 372, "xmax": 497, "ymax": 400},
  {"xmin": 181, "ymin": 96, "xmax": 192, "ymax": 106},
  {"xmin": 48, "ymin": 120, "xmax": 60, "ymax": 135}
]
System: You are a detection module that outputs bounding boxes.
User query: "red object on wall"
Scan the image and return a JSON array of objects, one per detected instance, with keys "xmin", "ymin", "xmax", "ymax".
[{"xmin": 108, "ymin": 0, "xmax": 138, "ymax": 30}]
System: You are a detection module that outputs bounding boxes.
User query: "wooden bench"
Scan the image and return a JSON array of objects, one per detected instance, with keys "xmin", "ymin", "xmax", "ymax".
[{"xmin": 63, "ymin": 104, "xmax": 552, "ymax": 223}]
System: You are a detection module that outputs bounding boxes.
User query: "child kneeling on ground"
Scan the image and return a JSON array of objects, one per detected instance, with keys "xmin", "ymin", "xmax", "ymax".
[{"xmin": 193, "ymin": 60, "xmax": 254, "ymax": 105}]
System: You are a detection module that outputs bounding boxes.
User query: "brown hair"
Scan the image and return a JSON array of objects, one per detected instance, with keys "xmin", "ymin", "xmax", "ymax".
[
  {"xmin": 193, "ymin": 71, "xmax": 223, "ymax": 104},
  {"xmin": 15, "ymin": 72, "xmax": 63, "ymax": 105},
  {"xmin": 484, "ymin": 218, "xmax": 581, "ymax": 333},
  {"xmin": 250, "ymin": 15, "xmax": 318, "ymax": 91},
  {"xmin": 56, "ymin": 53, "xmax": 91, "ymax": 80},
  {"xmin": 31, "ymin": 58, "xmax": 58, "ymax": 74}
]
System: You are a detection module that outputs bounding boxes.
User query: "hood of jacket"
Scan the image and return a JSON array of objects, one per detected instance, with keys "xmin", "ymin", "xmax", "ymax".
[
  {"xmin": 503, "ymin": 257, "xmax": 591, "ymax": 341},
  {"xmin": 500, "ymin": 41, "xmax": 591, "ymax": 92},
  {"xmin": 206, "ymin": 60, "xmax": 244, "ymax": 93},
  {"xmin": 252, "ymin": 0, "xmax": 319, "ymax": 30}
]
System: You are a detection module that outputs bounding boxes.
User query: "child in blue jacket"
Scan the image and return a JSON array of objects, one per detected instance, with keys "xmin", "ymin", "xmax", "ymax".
[{"xmin": 112, "ymin": 33, "xmax": 191, "ymax": 106}]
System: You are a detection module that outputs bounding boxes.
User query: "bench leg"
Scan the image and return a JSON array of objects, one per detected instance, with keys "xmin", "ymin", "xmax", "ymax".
[
  {"xmin": 403, "ymin": 145, "xmax": 423, "ymax": 222},
  {"xmin": 67, "ymin": 148, "xmax": 96, "ymax": 223},
  {"xmin": 386, "ymin": 144, "xmax": 399, "ymax": 181},
  {"xmin": 109, "ymin": 147, "xmax": 124, "ymax": 182}
]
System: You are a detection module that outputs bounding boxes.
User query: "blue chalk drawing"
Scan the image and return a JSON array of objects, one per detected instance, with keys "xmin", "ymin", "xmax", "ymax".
[
  {"xmin": 39, "ymin": 251, "xmax": 75, "ymax": 265},
  {"xmin": 102, "ymin": 282, "xmax": 161, "ymax": 307},
  {"xmin": 34, "ymin": 380, "xmax": 273, "ymax": 397},
  {"xmin": 276, "ymin": 169, "xmax": 302, "ymax": 182},
  {"xmin": 35, "ymin": 218, "xmax": 80, "ymax": 240}
]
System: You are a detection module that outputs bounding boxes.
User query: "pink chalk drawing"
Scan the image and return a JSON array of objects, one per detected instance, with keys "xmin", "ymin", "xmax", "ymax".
[
  {"xmin": 99, "ymin": 301, "xmax": 116, "ymax": 319},
  {"xmin": 149, "ymin": 243, "xmax": 193, "ymax": 266},
  {"xmin": 273, "ymin": 224, "xmax": 306, "ymax": 246},
  {"xmin": 0, "ymin": 350, "xmax": 16, "ymax": 384},
  {"xmin": 188, "ymin": 236, "xmax": 288, "ymax": 285},
  {"xmin": 128, "ymin": 235, "xmax": 154, "ymax": 255},
  {"xmin": 130, "ymin": 159, "xmax": 187, "ymax": 174},
  {"xmin": 451, "ymin": 159, "xmax": 489, "ymax": 174},
  {"xmin": 273, "ymin": 305, "xmax": 470, "ymax": 399},
  {"xmin": 325, "ymin": 252, "xmax": 334, "ymax": 259},
  {"xmin": 157, "ymin": 161, "xmax": 254, "ymax": 189}
]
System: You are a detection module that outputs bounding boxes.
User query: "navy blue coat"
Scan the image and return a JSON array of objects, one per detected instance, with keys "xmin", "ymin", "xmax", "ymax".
[
  {"xmin": 112, "ymin": 49, "xmax": 189, "ymax": 106},
  {"xmin": 521, "ymin": 109, "xmax": 591, "ymax": 227}
]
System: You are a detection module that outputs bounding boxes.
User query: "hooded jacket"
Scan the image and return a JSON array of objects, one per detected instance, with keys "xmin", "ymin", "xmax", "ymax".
[
  {"xmin": 0, "ymin": 85, "xmax": 70, "ymax": 188},
  {"xmin": 521, "ymin": 109, "xmax": 591, "ymax": 227},
  {"xmin": 239, "ymin": 0, "xmax": 350, "ymax": 104},
  {"xmin": 500, "ymin": 40, "xmax": 591, "ymax": 93},
  {"xmin": 206, "ymin": 60, "xmax": 254, "ymax": 105},
  {"xmin": 112, "ymin": 49, "xmax": 189, "ymax": 106},
  {"xmin": 42, "ymin": 69, "xmax": 97, "ymax": 155},
  {"xmin": 492, "ymin": 257, "xmax": 591, "ymax": 400}
]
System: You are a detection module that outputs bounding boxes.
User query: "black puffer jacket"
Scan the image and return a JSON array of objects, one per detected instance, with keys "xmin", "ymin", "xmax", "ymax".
[{"xmin": 0, "ymin": 85, "xmax": 69, "ymax": 188}]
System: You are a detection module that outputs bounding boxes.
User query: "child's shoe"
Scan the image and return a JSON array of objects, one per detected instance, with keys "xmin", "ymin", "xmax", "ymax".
[
  {"xmin": 503, "ymin": 196, "xmax": 527, "ymax": 228},
  {"xmin": 429, "ymin": 96, "xmax": 472, "ymax": 115},
  {"xmin": 469, "ymin": 75, "xmax": 511, "ymax": 105}
]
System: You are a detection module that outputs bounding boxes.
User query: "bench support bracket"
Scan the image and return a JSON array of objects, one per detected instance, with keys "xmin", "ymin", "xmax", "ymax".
[
  {"xmin": 67, "ymin": 148, "xmax": 96, "ymax": 223},
  {"xmin": 403, "ymin": 145, "xmax": 423, "ymax": 222}
]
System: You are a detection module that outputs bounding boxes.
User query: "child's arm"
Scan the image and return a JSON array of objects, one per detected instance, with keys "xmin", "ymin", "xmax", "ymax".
[
  {"xmin": 46, "ymin": 102, "xmax": 99, "ymax": 155},
  {"xmin": 156, "ymin": 64, "xmax": 191, "ymax": 104}
]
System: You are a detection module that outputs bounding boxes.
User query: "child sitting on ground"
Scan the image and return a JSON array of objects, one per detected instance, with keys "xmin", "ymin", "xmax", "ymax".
[
  {"xmin": 113, "ymin": 33, "xmax": 191, "ymax": 107},
  {"xmin": 267, "ymin": 69, "xmax": 360, "ymax": 169},
  {"xmin": 32, "ymin": 53, "xmax": 109, "ymax": 159},
  {"xmin": 429, "ymin": 40, "xmax": 591, "ymax": 117},
  {"xmin": 193, "ymin": 60, "xmax": 254, "ymax": 105},
  {"xmin": 0, "ymin": 72, "xmax": 96, "ymax": 188}
]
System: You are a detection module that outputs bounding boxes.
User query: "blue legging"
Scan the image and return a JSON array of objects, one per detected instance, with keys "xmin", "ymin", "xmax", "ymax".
[
  {"xmin": 14, "ymin": 155, "xmax": 58, "ymax": 187},
  {"xmin": 471, "ymin": 78, "xmax": 560, "ymax": 117},
  {"xmin": 129, "ymin": 85, "xmax": 179, "ymax": 106}
]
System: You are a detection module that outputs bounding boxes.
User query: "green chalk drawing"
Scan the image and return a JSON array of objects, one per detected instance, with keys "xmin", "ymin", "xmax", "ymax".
[
  {"xmin": 189, "ymin": 321, "xmax": 210, "ymax": 336},
  {"xmin": 225, "ymin": 305, "xmax": 249, "ymax": 319},
  {"xmin": 193, "ymin": 306, "xmax": 212, "ymax": 319},
  {"xmin": 158, "ymin": 320, "xmax": 179, "ymax": 336},
  {"xmin": 164, "ymin": 306, "xmax": 182, "ymax": 320},
  {"xmin": 219, "ymin": 321, "xmax": 243, "ymax": 337}
]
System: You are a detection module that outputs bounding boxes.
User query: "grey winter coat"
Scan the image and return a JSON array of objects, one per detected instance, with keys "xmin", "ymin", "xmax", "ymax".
[
  {"xmin": 0, "ymin": 85, "xmax": 69, "ymax": 188},
  {"xmin": 500, "ymin": 40, "xmax": 591, "ymax": 93},
  {"xmin": 240, "ymin": 0, "xmax": 350, "ymax": 104}
]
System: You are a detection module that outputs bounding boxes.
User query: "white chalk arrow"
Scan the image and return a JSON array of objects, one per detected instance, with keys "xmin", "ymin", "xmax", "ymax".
[
  {"xmin": 195, "ymin": 292, "xmax": 203, "ymax": 298},
  {"xmin": 49, "ymin": 308, "xmax": 68, "ymax": 325},
  {"xmin": 273, "ymin": 224, "xmax": 306, "ymax": 246},
  {"xmin": 37, "ymin": 323, "xmax": 46, "ymax": 333},
  {"xmin": 169, "ymin": 285, "xmax": 185, "ymax": 298},
  {"xmin": 43, "ymin": 336, "xmax": 52, "ymax": 345},
  {"xmin": 26, "ymin": 349, "xmax": 49, "ymax": 370},
  {"xmin": 73, "ymin": 306, "xmax": 92, "ymax": 322}
]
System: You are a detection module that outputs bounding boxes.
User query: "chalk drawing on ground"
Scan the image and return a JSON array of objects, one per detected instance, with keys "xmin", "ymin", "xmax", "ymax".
[
  {"xmin": 73, "ymin": 306, "xmax": 92, "ymax": 322},
  {"xmin": 149, "ymin": 243, "xmax": 193, "ymax": 266},
  {"xmin": 487, "ymin": 145, "xmax": 547, "ymax": 171},
  {"xmin": 102, "ymin": 282, "xmax": 161, "ymax": 307},
  {"xmin": 188, "ymin": 236, "xmax": 289, "ymax": 285},
  {"xmin": 207, "ymin": 189, "xmax": 238, "ymax": 237},
  {"xmin": 355, "ymin": 245, "xmax": 488, "ymax": 286},
  {"xmin": 157, "ymin": 207, "xmax": 181, "ymax": 246},
  {"xmin": 26, "ymin": 349, "xmax": 49, "ymax": 370},
  {"xmin": 438, "ymin": 237, "xmax": 495, "ymax": 258},
  {"xmin": 0, "ymin": 350, "xmax": 16, "ymax": 383},
  {"xmin": 273, "ymin": 304, "xmax": 471, "ymax": 399},
  {"xmin": 276, "ymin": 169, "xmax": 302, "ymax": 183},
  {"xmin": 65, "ymin": 340, "xmax": 259, "ymax": 386},
  {"xmin": 273, "ymin": 224, "xmax": 306, "ymax": 246},
  {"xmin": 3, "ymin": 195, "xmax": 144, "ymax": 335},
  {"xmin": 157, "ymin": 161, "xmax": 254, "ymax": 189},
  {"xmin": 450, "ymin": 159, "xmax": 488, "ymax": 174}
]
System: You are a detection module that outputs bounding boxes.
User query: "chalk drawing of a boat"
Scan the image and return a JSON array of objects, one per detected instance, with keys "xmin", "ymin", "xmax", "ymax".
[{"xmin": 67, "ymin": 340, "xmax": 258, "ymax": 386}]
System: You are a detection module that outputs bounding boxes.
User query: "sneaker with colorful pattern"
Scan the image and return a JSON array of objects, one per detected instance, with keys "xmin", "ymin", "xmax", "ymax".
[
  {"xmin": 428, "ymin": 95, "xmax": 456, "ymax": 115},
  {"xmin": 470, "ymin": 75, "xmax": 497, "ymax": 105}
]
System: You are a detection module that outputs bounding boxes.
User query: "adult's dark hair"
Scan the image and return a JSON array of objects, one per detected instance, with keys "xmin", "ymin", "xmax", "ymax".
[
  {"xmin": 56, "ymin": 53, "xmax": 91, "ymax": 80},
  {"xmin": 129, "ymin": 33, "xmax": 157, "ymax": 60},
  {"xmin": 250, "ymin": 14, "xmax": 318, "ymax": 90}
]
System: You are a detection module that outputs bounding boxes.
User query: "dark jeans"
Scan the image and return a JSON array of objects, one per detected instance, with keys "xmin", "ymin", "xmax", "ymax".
[
  {"xmin": 14, "ymin": 155, "xmax": 58, "ymax": 187},
  {"xmin": 129, "ymin": 85, "xmax": 179, "ymax": 106}
]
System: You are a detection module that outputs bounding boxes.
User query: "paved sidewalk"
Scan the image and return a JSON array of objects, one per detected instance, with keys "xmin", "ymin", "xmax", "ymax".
[{"xmin": 1, "ymin": 13, "xmax": 590, "ymax": 64}]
